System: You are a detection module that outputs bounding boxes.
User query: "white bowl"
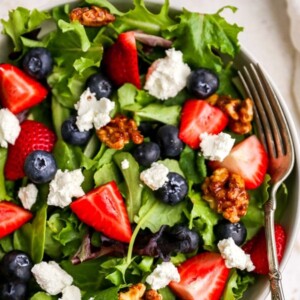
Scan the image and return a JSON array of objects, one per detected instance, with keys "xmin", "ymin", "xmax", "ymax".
[{"xmin": 1, "ymin": 1, "xmax": 300, "ymax": 299}]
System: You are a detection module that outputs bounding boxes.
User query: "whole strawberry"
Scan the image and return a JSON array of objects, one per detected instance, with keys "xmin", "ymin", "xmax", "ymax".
[
  {"xmin": 4, "ymin": 120, "xmax": 56, "ymax": 181},
  {"xmin": 243, "ymin": 224, "xmax": 286, "ymax": 275}
]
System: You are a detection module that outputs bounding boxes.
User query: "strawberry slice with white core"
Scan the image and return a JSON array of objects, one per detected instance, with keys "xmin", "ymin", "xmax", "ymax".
[
  {"xmin": 179, "ymin": 99, "xmax": 229, "ymax": 149},
  {"xmin": 169, "ymin": 252, "xmax": 230, "ymax": 300},
  {"xmin": 210, "ymin": 135, "xmax": 268, "ymax": 189}
]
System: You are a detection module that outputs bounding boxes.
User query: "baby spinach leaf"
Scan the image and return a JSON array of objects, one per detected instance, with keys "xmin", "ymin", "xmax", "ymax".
[{"xmin": 114, "ymin": 152, "xmax": 144, "ymax": 222}]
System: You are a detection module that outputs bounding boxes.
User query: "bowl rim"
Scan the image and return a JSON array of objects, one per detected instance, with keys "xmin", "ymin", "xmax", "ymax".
[{"xmin": 1, "ymin": 1, "xmax": 300, "ymax": 299}]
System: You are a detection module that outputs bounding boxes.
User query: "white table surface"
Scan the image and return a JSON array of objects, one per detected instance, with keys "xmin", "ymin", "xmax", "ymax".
[{"xmin": 1, "ymin": 0, "xmax": 300, "ymax": 299}]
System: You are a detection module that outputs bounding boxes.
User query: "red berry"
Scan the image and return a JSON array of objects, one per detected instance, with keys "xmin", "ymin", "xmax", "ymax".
[
  {"xmin": 0, "ymin": 63, "xmax": 48, "ymax": 114},
  {"xmin": 243, "ymin": 224, "xmax": 286, "ymax": 275},
  {"xmin": 103, "ymin": 31, "xmax": 141, "ymax": 89},
  {"xmin": 4, "ymin": 120, "xmax": 56, "ymax": 181}
]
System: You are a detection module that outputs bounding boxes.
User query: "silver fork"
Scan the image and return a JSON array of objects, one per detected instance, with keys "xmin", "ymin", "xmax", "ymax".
[{"xmin": 238, "ymin": 63, "xmax": 295, "ymax": 300}]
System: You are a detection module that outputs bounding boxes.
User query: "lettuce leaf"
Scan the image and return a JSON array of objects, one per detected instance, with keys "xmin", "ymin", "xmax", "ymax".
[
  {"xmin": 222, "ymin": 270, "xmax": 255, "ymax": 300},
  {"xmin": 1, "ymin": 7, "xmax": 51, "ymax": 52},
  {"xmin": 0, "ymin": 148, "xmax": 11, "ymax": 200}
]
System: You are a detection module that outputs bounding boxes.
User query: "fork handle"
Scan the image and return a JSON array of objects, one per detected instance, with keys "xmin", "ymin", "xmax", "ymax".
[{"xmin": 264, "ymin": 197, "xmax": 285, "ymax": 300}]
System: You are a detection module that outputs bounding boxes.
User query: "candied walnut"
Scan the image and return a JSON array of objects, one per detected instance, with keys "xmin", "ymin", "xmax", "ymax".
[
  {"xmin": 212, "ymin": 95, "xmax": 254, "ymax": 135},
  {"xmin": 144, "ymin": 289, "xmax": 163, "ymax": 300},
  {"xmin": 97, "ymin": 115, "xmax": 144, "ymax": 150},
  {"xmin": 201, "ymin": 167, "xmax": 249, "ymax": 223},
  {"xmin": 118, "ymin": 283, "xmax": 146, "ymax": 300},
  {"xmin": 70, "ymin": 6, "xmax": 115, "ymax": 27}
]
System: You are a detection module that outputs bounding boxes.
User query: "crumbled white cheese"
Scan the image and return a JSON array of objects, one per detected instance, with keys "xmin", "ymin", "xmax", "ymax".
[
  {"xmin": 146, "ymin": 262, "xmax": 180, "ymax": 290},
  {"xmin": 0, "ymin": 108, "xmax": 21, "ymax": 148},
  {"xmin": 200, "ymin": 132, "xmax": 235, "ymax": 161},
  {"xmin": 140, "ymin": 162, "xmax": 169, "ymax": 190},
  {"xmin": 218, "ymin": 237, "xmax": 255, "ymax": 272},
  {"xmin": 121, "ymin": 159, "xmax": 130, "ymax": 170},
  {"xmin": 18, "ymin": 183, "xmax": 38, "ymax": 210},
  {"xmin": 59, "ymin": 285, "xmax": 81, "ymax": 300},
  {"xmin": 74, "ymin": 88, "xmax": 115, "ymax": 131},
  {"xmin": 144, "ymin": 48, "xmax": 191, "ymax": 100},
  {"xmin": 47, "ymin": 169, "xmax": 85, "ymax": 208},
  {"xmin": 31, "ymin": 261, "xmax": 73, "ymax": 295}
]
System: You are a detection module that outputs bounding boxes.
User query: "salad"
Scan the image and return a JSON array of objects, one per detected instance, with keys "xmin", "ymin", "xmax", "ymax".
[{"xmin": 0, "ymin": 0, "xmax": 289, "ymax": 299}]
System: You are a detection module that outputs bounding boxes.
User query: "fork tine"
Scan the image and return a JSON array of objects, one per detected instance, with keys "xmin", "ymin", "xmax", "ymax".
[
  {"xmin": 237, "ymin": 69, "xmax": 268, "ymax": 151},
  {"xmin": 238, "ymin": 64, "xmax": 284, "ymax": 158},
  {"xmin": 255, "ymin": 64, "xmax": 292, "ymax": 157}
]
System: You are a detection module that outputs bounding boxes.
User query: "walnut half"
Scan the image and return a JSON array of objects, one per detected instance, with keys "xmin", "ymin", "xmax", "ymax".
[
  {"xmin": 201, "ymin": 167, "xmax": 249, "ymax": 223},
  {"xmin": 96, "ymin": 115, "xmax": 144, "ymax": 150},
  {"xmin": 70, "ymin": 6, "xmax": 115, "ymax": 27},
  {"xmin": 118, "ymin": 284, "xmax": 162, "ymax": 300},
  {"xmin": 207, "ymin": 94, "xmax": 254, "ymax": 135}
]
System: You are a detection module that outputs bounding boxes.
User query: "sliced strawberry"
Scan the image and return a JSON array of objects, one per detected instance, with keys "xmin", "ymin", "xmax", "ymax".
[
  {"xmin": 0, "ymin": 63, "xmax": 48, "ymax": 114},
  {"xmin": 179, "ymin": 99, "xmax": 229, "ymax": 149},
  {"xmin": 210, "ymin": 135, "xmax": 268, "ymax": 189},
  {"xmin": 103, "ymin": 31, "xmax": 141, "ymax": 89},
  {"xmin": 70, "ymin": 181, "xmax": 132, "ymax": 243},
  {"xmin": 0, "ymin": 201, "xmax": 33, "ymax": 239},
  {"xmin": 4, "ymin": 120, "xmax": 56, "ymax": 181},
  {"xmin": 243, "ymin": 224, "xmax": 286, "ymax": 275},
  {"xmin": 169, "ymin": 252, "xmax": 230, "ymax": 300}
]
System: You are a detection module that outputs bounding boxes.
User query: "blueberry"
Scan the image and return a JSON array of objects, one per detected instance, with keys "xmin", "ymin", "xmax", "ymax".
[
  {"xmin": 186, "ymin": 68, "xmax": 219, "ymax": 98},
  {"xmin": 22, "ymin": 47, "xmax": 53, "ymax": 80},
  {"xmin": 214, "ymin": 219, "xmax": 247, "ymax": 246},
  {"xmin": 154, "ymin": 172, "xmax": 188, "ymax": 205},
  {"xmin": 86, "ymin": 73, "xmax": 113, "ymax": 99},
  {"xmin": 61, "ymin": 116, "xmax": 92, "ymax": 146},
  {"xmin": 157, "ymin": 225, "xmax": 201, "ymax": 257},
  {"xmin": 0, "ymin": 282, "xmax": 27, "ymax": 300},
  {"xmin": 156, "ymin": 125, "xmax": 183, "ymax": 158},
  {"xmin": 133, "ymin": 142, "xmax": 160, "ymax": 167},
  {"xmin": 0, "ymin": 251, "xmax": 32, "ymax": 283},
  {"xmin": 24, "ymin": 150, "xmax": 57, "ymax": 184}
]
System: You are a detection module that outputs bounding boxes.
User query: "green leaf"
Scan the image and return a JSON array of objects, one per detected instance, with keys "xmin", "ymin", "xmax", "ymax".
[
  {"xmin": 87, "ymin": 0, "xmax": 176, "ymax": 35},
  {"xmin": 0, "ymin": 148, "xmax": 11, "ymax": 200},
  {"xmin": 222, "ymin": 270, "xmax": 255, "ymax": 300},
  {"xmin": 164, "ymin": 7, "xmax": 243, "ymax": 72},
  {"xmin": 179, "ymin": 146, "xmax": 206, "ymax": 184},
  {"xmin": 113, "ymin": 152, "xmax": 144, "ymax": 222},
  {"xmin": 30, "ymin": 292, "xmax": 56, "ymax": 300},
  {"xmin": 189, "ymin": 189, "xmax": 220, "ymax": 251},
  {"xmin": 134, "ymin": 188, "xmax": 186, "ymax": 233},
  {"xmin": 134, "ymin": 103, "xmax": 181, "ymax": 125},
  {"xmin": 1, "ymin": 7, "xmax": 51, "ymax": 51},
  {"xmin": 13, "ymin": 204, "xmax": 47, "ymax": 263},
  {"xmin": 94, "ymin": 162, "xmax": 122, "ymax": 187}
]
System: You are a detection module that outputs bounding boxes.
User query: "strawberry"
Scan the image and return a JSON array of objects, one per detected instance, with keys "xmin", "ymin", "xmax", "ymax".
[
  {"xmin": 0, "ymin": 63, "xmax": 48, "ymax": 114},
  {"xmin": 210, "ymin": 135, "xmax": 268, "ymax": 189},
  {"xmin": 179, "ymin": 99, "xmax": 229, "ymax": 149},
  {"xmin": 0, "ymin": 201, "xmax": 33, "ymax": 239},
  {"xmin": 169, "ymin": 252, "xmax": 230, "ymax": 300},
  {"xmin": 103, "ymin": 31, "xmax": 141, "ymax": 89},
  {"xmin": 4, "ymin": 120, "xmax": 56, "ymax": 181},
  {"xmin": 243, "ymin": 224, "xmax": 286, "ymax": 275},
  {"xmin": 70, "ymin": 181, "xmax": 132, "ymax": 243}
]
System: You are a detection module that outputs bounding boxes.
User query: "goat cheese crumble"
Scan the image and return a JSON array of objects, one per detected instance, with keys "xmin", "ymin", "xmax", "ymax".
[
  {"xmin": 140, "ymin": 162, "xmax": 169, "ymax": 190},
  {"xmin": 74, "ymin": 88, "xmax": 115, "ymax": 131},
  {"xmin": 218, "ymin": 237, "xmax": 255, "ymax": 272},
  {"xmin": 0, "ymin": 108, "xmax": 21, "ymax": 148},
  {"xmin": 144, "ymin": 48, "xmax": 191, "ymax": 100},
  {"xmin": 59, "ymin": 285, "xmax": 81, "ymax": 300},
  {"xmin": 121, "ymin": 158, "xmax": 130, "ymax": 170},
  {"xmin": 31, "ymin": 261, "xmax": 73, "ymax": 295},
  {"xmin": 200, "ymin": 132, "xmax": 235, "ymax": 161},
  {"xmin": 47, "ymin": 169, "xmax": 85, "ymax": 208},
  {"xmin": 18, "ymin": 183, "xmax": 38, "ymax": 210},
  {"xmin": 146, "ymin": 262, "xmax": 180, "ymax": 290}
]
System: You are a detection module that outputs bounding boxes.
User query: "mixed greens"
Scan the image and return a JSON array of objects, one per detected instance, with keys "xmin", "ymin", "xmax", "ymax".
[{"xmin": 0, "ymin": 0, "xmax": 289, "ymax": 299}]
